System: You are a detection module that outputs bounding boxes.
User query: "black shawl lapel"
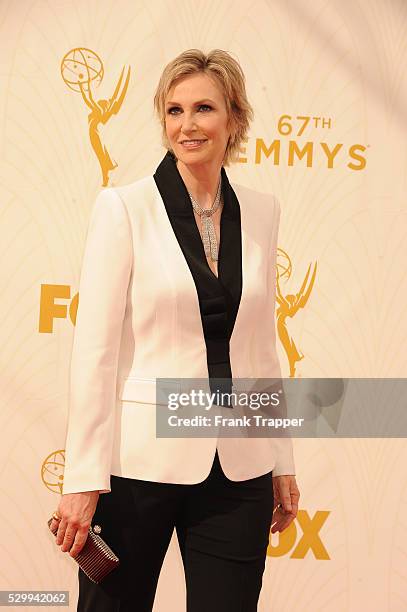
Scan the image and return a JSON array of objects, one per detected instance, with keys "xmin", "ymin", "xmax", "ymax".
[{"xmin": 153, "ymin": 151, "xmax": 242, "ymax": 392}]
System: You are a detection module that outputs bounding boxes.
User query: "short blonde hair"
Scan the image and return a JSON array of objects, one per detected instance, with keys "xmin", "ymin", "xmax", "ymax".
[{"xmin": 153, "ymin": 48, "xmax": 254, "ymax": 166}]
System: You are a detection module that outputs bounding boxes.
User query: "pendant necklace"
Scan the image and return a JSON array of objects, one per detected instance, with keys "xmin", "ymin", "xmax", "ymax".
[{"xmin": 187, "ymin": 177, "xmax": 222, "ymax": 262}]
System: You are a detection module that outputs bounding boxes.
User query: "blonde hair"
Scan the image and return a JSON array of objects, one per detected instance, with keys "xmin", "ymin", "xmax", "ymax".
[{"xmin": 153, "ymin": 48, "xmax": 254, "ymax": 166}]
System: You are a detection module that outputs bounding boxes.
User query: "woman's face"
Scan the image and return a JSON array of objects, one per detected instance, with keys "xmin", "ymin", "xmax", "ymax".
[{"xmin": 164, "ymin": 72, "xmax": 233, "ymax": 169}]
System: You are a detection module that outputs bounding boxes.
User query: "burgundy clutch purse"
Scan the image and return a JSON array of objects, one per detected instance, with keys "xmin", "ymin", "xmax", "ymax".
[{"xmin": 47, "ymin": 516, "xmax": 120, "ymax": 584}]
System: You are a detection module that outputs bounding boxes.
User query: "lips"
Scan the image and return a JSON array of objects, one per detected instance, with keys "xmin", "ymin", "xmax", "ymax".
[
  {"xmin": 180, "ymin": 139, "xmax": 208, "ymax": 149},
  {"xmin": 180, "ymin": 139, "xmax": 207, "ymax": 144}
]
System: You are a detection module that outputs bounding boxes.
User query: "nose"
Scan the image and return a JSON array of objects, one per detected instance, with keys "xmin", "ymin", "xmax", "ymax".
[{"xmin": 180, "ymin": 111, "xmax": 198, "ymax": 134}]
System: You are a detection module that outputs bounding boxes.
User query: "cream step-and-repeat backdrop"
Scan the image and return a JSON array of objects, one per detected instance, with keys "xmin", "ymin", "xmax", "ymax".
[{"xmin": 1, "ymin": 0, "xmax": 407, "ymax": 610}]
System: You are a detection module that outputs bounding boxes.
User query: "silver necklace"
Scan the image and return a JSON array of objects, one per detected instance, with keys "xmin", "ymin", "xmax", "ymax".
[{"xmin": 187, "ymin": 178, "xmax": 222, "ymax": 262}]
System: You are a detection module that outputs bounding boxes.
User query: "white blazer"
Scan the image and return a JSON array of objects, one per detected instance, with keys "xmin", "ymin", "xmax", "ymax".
[{"xmin": 62, "ymin": 154, "xmax": 295, "ymax": 495}]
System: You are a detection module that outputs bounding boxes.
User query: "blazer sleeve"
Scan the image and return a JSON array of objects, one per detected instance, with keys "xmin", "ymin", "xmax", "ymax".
[
  {"xmin": 62, "ymin": 188, "xmax": 132, "ymax": 495},
  {"xmin": 267, "ymin": 196, "xmax": 296, "ymax": 477}
]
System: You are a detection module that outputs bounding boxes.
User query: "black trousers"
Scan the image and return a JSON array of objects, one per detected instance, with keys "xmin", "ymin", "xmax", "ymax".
[{"xmin": 77, "ymin": 449, "xmax": 274, "ymax": 612}]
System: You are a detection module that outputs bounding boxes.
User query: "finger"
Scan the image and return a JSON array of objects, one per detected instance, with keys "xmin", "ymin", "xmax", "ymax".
[
  {"xmin": 273, "ymin": 508, "xmax": 297, "ymax": 532},
  {"xmin": 271, "ymin": 518, "xmax": 286, "ymax": 533},
  {"xmin": 276, "ymin": 481, "xmax": 293, "ymax": 513},
  {"xmin": 60, "ymin": 525, "xmax": 77, "ymax": 552},
  {"xmin": 271, "ymin": 505, "xmax": 296, "ymax": 531},
  {"xmin": 55, "ymin": 519, "xmax": 67, "ymax": 546},
  {"xmin": 270, "ymin": 507, "xmax": 286, "ymax": 532},
  {"xmin": 271, "ymin": 515, "xmax": 293, "ymax": 533},
  {"xmin": 273, "ymin": 505, "xmax": 286, "ymax": 518},
  {"xmin": 280, "ymin": 514, "xmax": 296, "ymax": 531},
  {"xmin": 280, "ymin": 492, "xmax": 293, "ymax": 513},
  {"xmin": 288, "ymin": 487, "xmax": 300, "ymax": 516},
  {"xmin": 69, "ymin": 529, "xmax": 89, "ymax": 557},
  {"xmin": 272, "ymin": 519, "xmax": 293, "ymax": 533},
  {"xmin": 291, "ymin": 489, "xmax": 300, "ymax": 502}
]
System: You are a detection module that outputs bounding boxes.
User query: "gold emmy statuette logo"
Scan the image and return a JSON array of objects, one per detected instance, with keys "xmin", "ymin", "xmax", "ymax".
[
  {"xmin": 61, "ymin": 48, "xmax": 131, "ymax": 186},
  {"xmin": 41, "ymin": 450, "xmax": 65, "ymax": 494},
  {"xmin": 276, "ymin": 249, "xmax": 317, "ymax": 377}
]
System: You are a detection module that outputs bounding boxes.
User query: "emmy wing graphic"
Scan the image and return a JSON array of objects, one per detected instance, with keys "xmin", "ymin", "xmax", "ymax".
[
  {"xmin": 275, "ymin": 249, "xmax": 317, "ymax": 377},
  {"xmin": 61, "ymin": 48, "xmax": 131, "ymax": 186}
]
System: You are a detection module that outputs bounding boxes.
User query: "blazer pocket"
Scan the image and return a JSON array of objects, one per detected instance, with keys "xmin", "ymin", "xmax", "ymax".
[{"xmin": 117, "ymin": 377, "xmax": 182, "ymax": 405}]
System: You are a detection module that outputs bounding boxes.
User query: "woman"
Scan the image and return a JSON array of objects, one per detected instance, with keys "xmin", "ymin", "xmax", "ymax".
[{"xmin": 52, "ymin": 48, "xmax": 300, "ymax": 611}]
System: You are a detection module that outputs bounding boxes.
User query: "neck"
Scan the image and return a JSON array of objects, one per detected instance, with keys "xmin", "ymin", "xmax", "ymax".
[{"xmin": 176, "ymin": 158, "xmax": 222, "ymax": 210}]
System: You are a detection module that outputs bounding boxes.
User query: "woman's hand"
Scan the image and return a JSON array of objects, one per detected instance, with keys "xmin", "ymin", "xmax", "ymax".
[
  {"xmin": 271, "ymin": 475, "xmax": 300, "ymax": 533},
  {"xmin": 50, "ymin": 491, "xmax": 100, "ymax": 557}
]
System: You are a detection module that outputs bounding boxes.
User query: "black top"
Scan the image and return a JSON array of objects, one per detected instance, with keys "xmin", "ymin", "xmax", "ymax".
[{"xmin": 153, "ymin": 151, "xmax": 243, "ymax": 406}]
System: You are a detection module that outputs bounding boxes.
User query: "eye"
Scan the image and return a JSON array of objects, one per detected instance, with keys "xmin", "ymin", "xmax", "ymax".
[{"xmin": 166, "ymin": 104, "xmax": 213, "ymax": 115}]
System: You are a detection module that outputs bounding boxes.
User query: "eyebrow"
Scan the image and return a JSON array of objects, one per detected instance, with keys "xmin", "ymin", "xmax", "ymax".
[{"xmin": 165, "ymin": 99, "xmax": 215, "ymax": 106}]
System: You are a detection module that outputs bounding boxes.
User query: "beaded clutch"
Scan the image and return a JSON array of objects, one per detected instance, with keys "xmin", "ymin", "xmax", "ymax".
[{"xmin": 47, "ymin": 517, "xmax": 120, "ymax": 584}]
